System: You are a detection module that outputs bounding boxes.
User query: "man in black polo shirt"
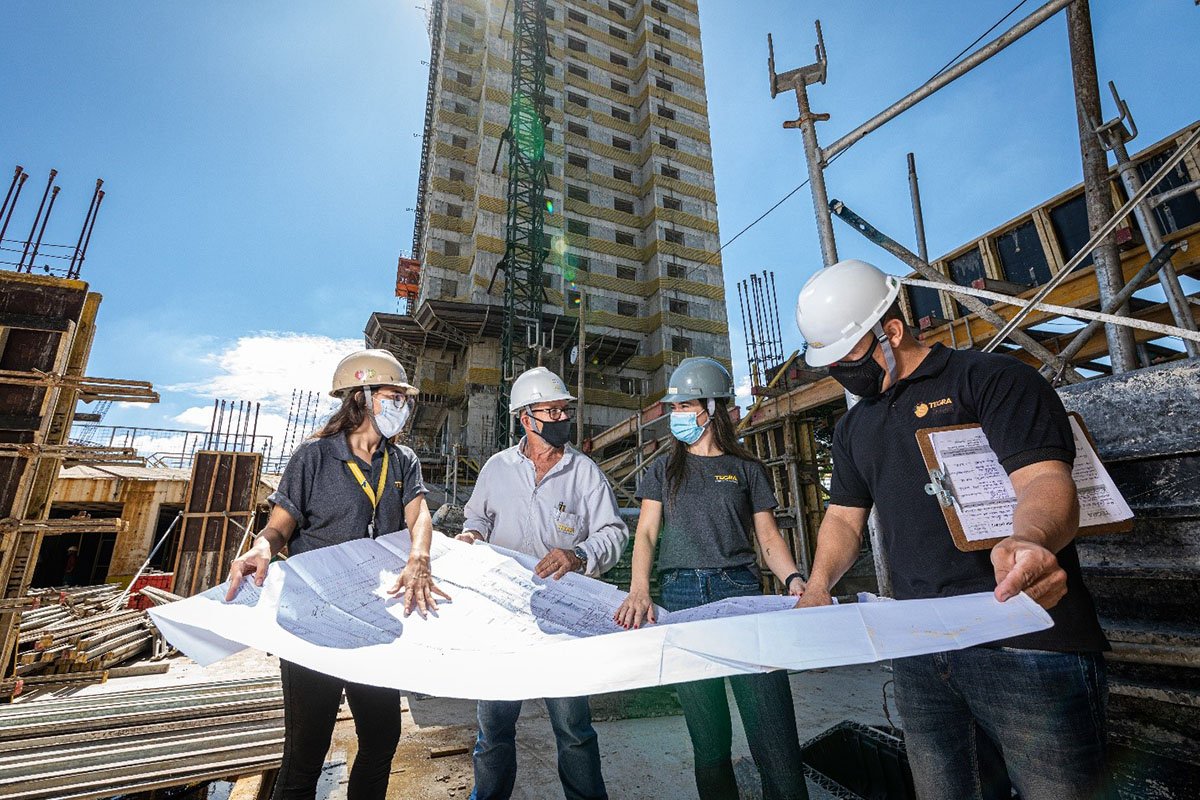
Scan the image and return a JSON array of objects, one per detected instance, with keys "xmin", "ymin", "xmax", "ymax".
[{"xmin": 795, "ymin": 260, "xmax": 1109, "ymax": 800}]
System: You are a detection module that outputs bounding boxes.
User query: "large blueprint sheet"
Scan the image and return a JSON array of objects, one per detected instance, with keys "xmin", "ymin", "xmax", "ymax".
[{"xmin": 149, "ymin": 532, "xmax": 1052, "ymax": 700}]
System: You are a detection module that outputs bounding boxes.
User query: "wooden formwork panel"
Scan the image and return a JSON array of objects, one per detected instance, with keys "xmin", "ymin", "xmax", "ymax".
[
  {"xmin": 173, "ymin": 451, "xmax": 262, "ymax": 597},
  {"xmin": 0, "ymin": 273, "xmax": 95, "ymax": 680}
]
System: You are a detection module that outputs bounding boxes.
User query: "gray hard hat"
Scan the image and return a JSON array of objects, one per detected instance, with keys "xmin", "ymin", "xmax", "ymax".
[{"xmin": 661, "ymin": 357, "xmax": 735, "ymax": 403}]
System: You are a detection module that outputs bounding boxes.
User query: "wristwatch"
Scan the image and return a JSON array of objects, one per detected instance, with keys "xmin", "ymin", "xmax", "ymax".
[{"xmin": 572, "ymin": 546, "xmax": 588, "ymax": 573}]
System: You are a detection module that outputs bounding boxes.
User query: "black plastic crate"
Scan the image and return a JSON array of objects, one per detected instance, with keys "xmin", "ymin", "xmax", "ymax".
[{"xmin": 800, "ymin": 721, "xmax": 916, "ymax": 800}]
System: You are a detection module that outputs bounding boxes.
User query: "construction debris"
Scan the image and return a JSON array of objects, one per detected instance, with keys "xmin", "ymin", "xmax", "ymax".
[{"xmin": 0, "ymin": 677, "xmax": 284, "ymax": 800}]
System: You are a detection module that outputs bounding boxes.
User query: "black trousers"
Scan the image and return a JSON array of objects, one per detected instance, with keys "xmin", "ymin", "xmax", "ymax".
[{"xmin": 273, "ymin": 659, "xmax": 403, "ymax": 800}]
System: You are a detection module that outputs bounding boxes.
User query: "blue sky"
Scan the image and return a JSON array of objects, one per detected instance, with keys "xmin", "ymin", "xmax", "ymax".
[{"xmin": 1, "ymin": 1, "xmax": 1196, "ymax": 444}]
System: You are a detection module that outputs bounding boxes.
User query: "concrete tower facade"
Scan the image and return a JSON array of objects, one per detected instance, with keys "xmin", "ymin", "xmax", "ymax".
[{"xmin": 384, "ymin": 0, "xmax": 731, "ymax": 457}]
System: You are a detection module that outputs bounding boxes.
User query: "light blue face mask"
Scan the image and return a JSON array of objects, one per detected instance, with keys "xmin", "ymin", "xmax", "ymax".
[
  {"xmin": 670, "ymin": 399, "xmax": 715, "ymax": 445},
  {"xmin": 670, "ymin": 412, "xmax": 706, "ymax": 444},
  {"xmin": 366, "ymin": 387, "xmax": 412, "ymax": 438}
]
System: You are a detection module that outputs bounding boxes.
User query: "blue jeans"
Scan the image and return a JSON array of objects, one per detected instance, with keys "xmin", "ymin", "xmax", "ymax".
[
  {"xmin": 892, "ymin": 647, "xmax": 1111, "ymax": 800},
  {"xmin": 470, "ymin": 695, "xmax": 606, "ymax": 800},
  {"xmin": 660, "ymin": 567, "xmax": 809, "ymax": 800}
]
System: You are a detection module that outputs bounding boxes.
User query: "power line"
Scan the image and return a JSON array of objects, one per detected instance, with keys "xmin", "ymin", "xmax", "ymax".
[
  {"xmin": 674, "ymin": 0, "xmax": 1040, "ymax": 281},
  {"xmin": 928, "ymin": 0, "xmax": 1030, "ymax": 82}
]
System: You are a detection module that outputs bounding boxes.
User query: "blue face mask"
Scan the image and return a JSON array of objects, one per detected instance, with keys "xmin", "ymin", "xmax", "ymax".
[{"xmin": 670, "ymin": 411, "xmax": 707, "ymax": 445}]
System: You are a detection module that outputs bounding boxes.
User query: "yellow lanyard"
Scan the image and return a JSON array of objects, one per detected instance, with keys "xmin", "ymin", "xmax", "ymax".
[{"xmin": 346, "ymin": 447, "xmax": 389, "ymax": 510}]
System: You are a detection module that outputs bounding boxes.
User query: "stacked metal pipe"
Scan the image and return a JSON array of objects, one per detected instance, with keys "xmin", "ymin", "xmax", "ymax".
[
  {"xmin": 9, "ymin": 585, "xmax": 166, "ymax": 696},
  {"xmin": 0, "ymin": 678, "xmax": 284, "ymax": 800}
]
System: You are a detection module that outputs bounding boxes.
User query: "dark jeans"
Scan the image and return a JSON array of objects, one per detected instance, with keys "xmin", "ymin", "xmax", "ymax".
[
  {"xmin": 660, "ymin": 567, "xmax": 809, "ymax": 800},
  {"xmin": 273, "ymin": 659, "xmax": 403, "ymax": 800},
  {"xmin": 470, "ymin": 696, "xmax": 607, "ymax": 800},
  {"xmin": 892, "ymin": 647, "xmax": 1110, "ymax": 800}
]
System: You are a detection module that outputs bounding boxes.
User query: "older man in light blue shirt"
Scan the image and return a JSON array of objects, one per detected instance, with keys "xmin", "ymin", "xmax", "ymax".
[{"xmin": 458, "ymin": 366, "xmax": 627, "ymax": 800}]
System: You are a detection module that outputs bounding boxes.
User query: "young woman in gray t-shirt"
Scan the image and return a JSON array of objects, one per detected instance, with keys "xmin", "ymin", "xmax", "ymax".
[{"xmin": 614, "ymin": 357, "xmax": 810, "ymax": 800}]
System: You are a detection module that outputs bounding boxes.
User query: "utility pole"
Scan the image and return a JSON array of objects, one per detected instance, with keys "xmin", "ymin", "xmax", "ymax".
[{"xmin": 1066, "ymin": 0, "xmax": 1137, "ymax": 373}]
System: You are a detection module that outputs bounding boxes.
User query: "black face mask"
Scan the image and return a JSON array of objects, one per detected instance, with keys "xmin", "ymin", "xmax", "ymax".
[
  {"xmin": 829, "ymin": 337, "xmax": 887, "ymax": 397},
  {"xmin": 533, "ymin": 418, "xmax": 574, "ymax": 448}
]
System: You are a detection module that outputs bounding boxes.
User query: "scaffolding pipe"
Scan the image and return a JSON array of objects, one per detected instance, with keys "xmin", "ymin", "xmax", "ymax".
[
  {"xmin": 1149, "ymin": 177, "xmax": 1200, "ymax": 208},
  {"xmin": 1041, "ymin": 243, "xmax": 1185, "ymax": 381},
  {"xmin": 822, "ymin": 0, "xmax": 1076, "ymax": 161},
  {"xmin": 1108, "ymin": 143, "xmax": 1200, "ymax": 357},
  {"xmin": 829, "ymin": 199, "xmax": 1086, "ymax": 383},
  {"xmin": 768, "ymin": 25, "xmax": 838, "ymax": 266},
  {"xmin": 903, "ymin": 277, "xmax": 1200, "ymax": 342},
  {"xmin": 1095, "ymin": 88, "xmax": 1200, "ymax": 357},
  {"xmin": 983, "ymin": 124, "xmax": 1200, "ymax": 352},
  {"xmin": 907, "ymin": 153, "xmax": 929, "ymax": 264},
  {"xmin": 1067, "ymin": 0, "xmax": 1138, "ymax": 372}
]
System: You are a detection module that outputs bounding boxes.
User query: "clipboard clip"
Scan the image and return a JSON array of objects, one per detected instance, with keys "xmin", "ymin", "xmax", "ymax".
[{"xmin": 924, "ymin": 469, "xmax": 954, "ymax": 508}]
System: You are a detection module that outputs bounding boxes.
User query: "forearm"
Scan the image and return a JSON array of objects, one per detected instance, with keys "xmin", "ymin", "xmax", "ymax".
[
  {"xmin": 758, "ymin": 529, "xmax": 800, "ymax": 583},
  {"xmin": 806, "ymin": 513, "xmax": 865, "ymax": 592},
  {"xmin": 255, "ymin": 506, "xmax": 297, "ymax": 557},
  {"xmin": 629, "ymin": 525, "xmax": 658, "ymax": 593},
  {"xmin": 407, "ymin": 502, "xmax": 435, "ymax": 559},
  {"xmin": 1011, "ymin": 467, "xmax": 1078, "ymax": 553}
]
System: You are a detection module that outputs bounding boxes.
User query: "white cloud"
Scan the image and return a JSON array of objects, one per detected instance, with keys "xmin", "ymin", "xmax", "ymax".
[
  {"xmin": 734, "ymin": 375, "xmax": 752, "ymax": 400},
  {"xmin": 168, "ymin": 332, "xmax": 361, "ymax": 408},
  {"xmin": 173, "ymin": 406, "xmax": 217, "ymax": 428},
  {"xmin": 164, "ymin": 332, "xmax": 360, "ymax": 468}
]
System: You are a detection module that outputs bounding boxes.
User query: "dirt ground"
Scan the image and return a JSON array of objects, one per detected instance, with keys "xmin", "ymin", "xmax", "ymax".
[{"xmin": 323, "ymin": 663, "xmax": 891, "ymax": 799}]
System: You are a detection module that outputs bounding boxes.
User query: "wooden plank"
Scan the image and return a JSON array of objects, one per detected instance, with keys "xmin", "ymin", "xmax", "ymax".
[{"xmin": 0, "ymin": 314, "xmax": 70, "ymax": 332}]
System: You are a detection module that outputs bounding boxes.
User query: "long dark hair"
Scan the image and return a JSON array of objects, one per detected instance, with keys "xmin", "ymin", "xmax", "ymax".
[
  {"xmin": 664, "ymin": 397, "xmax": 760, "ymax": 507},
  {"xmin": 314, "ymin": 388, "xmax": 373, "ymax": 440}
]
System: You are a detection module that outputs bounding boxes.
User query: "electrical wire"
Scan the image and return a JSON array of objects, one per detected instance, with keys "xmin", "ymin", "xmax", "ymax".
[{"xmin": 670, "ymin": 0, "xmax": 1040, "ymax": 281}]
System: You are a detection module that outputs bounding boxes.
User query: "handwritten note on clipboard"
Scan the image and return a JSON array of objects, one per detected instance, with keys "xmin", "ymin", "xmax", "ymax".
[{"xmin": 915, "ymin": 413, "xmax": 1133, "ymax": 552}]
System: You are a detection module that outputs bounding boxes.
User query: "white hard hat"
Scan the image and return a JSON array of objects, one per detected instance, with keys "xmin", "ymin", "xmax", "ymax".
[
  {"xmin": 330, "ymin": 349, "xmax": 419, "ymax": 397},
  {"xmin": 509, "ymin": 367, "xmax": 576, "ymax": 413},
  {"xmin": 796, "ymin": 259, "xmax": 902, "ymax": 367}
]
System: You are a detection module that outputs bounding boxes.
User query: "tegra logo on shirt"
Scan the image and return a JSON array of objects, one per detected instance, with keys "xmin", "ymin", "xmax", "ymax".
[
  {"xmin": 914, "ymin": 397, "xmax": 954, "ymax": 419},
  {"xmin": 713, "ymin": 474, "xmax": 739, "ymax": 484}
]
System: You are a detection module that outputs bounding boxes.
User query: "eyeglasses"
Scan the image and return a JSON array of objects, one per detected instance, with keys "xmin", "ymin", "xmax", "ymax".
[{"xmin": 529, "ymin": 406, "xmax": 572, "ymax": 422}]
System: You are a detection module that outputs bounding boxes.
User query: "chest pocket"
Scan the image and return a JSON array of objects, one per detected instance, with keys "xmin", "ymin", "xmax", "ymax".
[{"xmin": 553, "ymin": 508, "xmax": 582, "ymax": 542}]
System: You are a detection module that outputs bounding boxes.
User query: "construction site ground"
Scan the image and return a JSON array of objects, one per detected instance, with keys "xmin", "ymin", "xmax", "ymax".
[{"xmin": 73, "ymin": 649, "xmax": 890, "ymax": 799}]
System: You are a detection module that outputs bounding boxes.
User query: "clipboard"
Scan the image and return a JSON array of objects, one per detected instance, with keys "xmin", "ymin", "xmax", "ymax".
[{"xmin": 915, "ymin": 412, "xmax": 1134, "ymax": 552}]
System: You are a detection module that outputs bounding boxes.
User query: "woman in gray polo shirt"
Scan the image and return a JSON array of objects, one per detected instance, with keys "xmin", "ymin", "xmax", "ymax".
[
  {"xmin": 226, "ymin": 349, "xmax": 447, "ymax": 800},
  {"xmin": 614, "ymin": 358, "xmax": 809, "ymax": 800}
]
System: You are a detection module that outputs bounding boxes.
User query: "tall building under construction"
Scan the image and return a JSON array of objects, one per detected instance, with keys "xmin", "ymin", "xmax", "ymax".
[{"xmin": 367, "ymin": 0, "xmax": 731, "ymax": 458}]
